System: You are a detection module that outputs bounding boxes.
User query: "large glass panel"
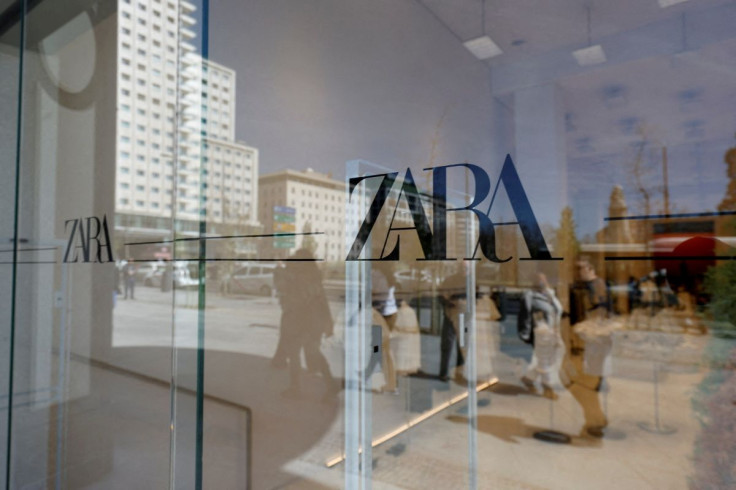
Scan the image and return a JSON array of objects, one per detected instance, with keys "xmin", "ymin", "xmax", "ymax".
[
  {"xmin": 205, "ymin": 2, "xmax": 497, "ymax": 487},
  {"xmin": 0, "ymin": 0, "xmax": 22, "ymax": 486},
  {"xmin": 2, "ymin": 0, "xmax": 736, "ymax": 489},
  {"xmin": 341, "ymin": 160, "xmax": 480, "ymax": 488},
  {"xmin": 472, "ymin": 2, "xmax": 736, "ymax": 488},
  {"xmin": 205, "ymin": 1, "xmax": 736, "ymax": 488},
  {"xmin": 9, "ymin": 2, "xmax": 126, "ymax": 487},
  {"xmin": 1, "ymin": 0, "xmax": 222, "ymax": 488}
]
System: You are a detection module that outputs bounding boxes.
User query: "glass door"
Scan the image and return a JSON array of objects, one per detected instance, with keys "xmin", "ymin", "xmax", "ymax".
[
  {"xmin": 343, "ymin": 159, "xmax": 481, "ymax": 489},
  {"xmin": 0, "ymin": 0, "xmax": 223, "ymax": 488},
  {"xmin": 0, "ymin": 0, "xmax": 23, "ymax": 486}
]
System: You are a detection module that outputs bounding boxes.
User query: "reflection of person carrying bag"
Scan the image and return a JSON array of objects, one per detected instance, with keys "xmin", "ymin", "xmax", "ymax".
[
  {"xmin": 521, "ymin": 275, "xmax": 564, "ymax": 395},
  {"xmin": 311, "ymin": 288, "xmax": 334, "ymax": 338},
  {"xmin": 286, "ymin": 268, "xmax": 333, "ymax": 339},
  {"xmin": 279, "ymin": 249, "xmax": 338, "ymax": 399},
  {"xmin": 532, "ymin": 318, "xmax": 562, "ymax": 378}
]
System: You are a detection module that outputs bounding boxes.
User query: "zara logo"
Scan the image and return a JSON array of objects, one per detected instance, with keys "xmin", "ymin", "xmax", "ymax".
[
  {"xmin": 63, "ymin": 215, "xmax": 114, "ymax": 263},
  {"xmin": 347, "ymin": 155, "xmax": 555, "ymax": 262}
]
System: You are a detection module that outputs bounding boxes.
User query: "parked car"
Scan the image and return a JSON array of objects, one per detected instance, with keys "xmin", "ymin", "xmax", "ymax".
[
  {"xmin": 145, "ymin": 261, "xmax": 201, "ymax": 289},
  {"xmin": 221, "ymin": 263, "xmax": 277, "ymax": 296}
]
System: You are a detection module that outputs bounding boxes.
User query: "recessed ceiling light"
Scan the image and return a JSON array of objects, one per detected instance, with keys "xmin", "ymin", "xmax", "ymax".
[
  {"xmin": 463, "ymin": 36, "xmax": 503, "ymax": 60},
  {"xmin": 658, "ymin": 0, "xmax": 688, "ymax": 8},
  {"xmin": 573, "ymin": 44, "xmax": 607, "ymax": 66}
]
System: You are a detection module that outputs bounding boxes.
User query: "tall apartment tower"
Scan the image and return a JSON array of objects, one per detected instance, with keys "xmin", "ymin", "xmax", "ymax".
[
  {"xmin": 201, "ymin": 60, "xmax": 259, "ymax": 227},
  {"xmin": 115, "ymin": 0, "xmax": 259, "ymax": 248}
]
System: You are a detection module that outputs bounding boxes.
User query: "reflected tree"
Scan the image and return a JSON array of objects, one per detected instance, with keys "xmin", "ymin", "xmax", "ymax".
[{"xmin": 302, "ymin": 221, "xmax": 319, "ymax": 255}]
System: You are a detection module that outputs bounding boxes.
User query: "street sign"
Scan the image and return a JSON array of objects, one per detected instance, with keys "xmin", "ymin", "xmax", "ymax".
[
  {"xmin": 274, "ymin": 222, "xmax": 296, "ymax": 232},
  {"xmin": 273, "ymin": 206, "xmax": 297, "ymax": 249},
  {"xmin": 273, "ymin": 213, "xmax": 296, "ymax": 223},
  {"xmin": 274, "ymin": 206, "xmax": 295, "ymax": 215}
]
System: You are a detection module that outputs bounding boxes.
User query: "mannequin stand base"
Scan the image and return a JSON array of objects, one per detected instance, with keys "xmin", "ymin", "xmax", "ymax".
[
  {"xmin": 637, "ymin": 422, "xmax": 676, "ymax": 435},
  {"xmin": 533, "ymin": 430, "xmax": 571, "ymax": 444},
  {"xmin": 600, "ymin": 428, "xmax": 627, "ymax": 440}
]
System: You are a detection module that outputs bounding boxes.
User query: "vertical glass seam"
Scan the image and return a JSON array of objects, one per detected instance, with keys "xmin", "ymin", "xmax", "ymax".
[
  {"xmin": 195, "ymin": 1, "xmax": 209, "ymax": 489},
  {"xmin": 6, "ymin": 0, "xmax": 27, "ymax": 488}
]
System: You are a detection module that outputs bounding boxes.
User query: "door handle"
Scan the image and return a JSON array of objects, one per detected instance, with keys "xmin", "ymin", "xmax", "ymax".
[{"xmin": 459, "ymin": 313, "xmax": 465, "ymax": 348}]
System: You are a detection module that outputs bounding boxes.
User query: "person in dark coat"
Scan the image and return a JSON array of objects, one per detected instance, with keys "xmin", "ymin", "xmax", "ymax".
[
  {"xmin": 122, "ymin": 259, "xmax": 137, "ymax": 300},
  {"xmin": 280, "ymin": 249, "xmax": 337, "ymax": 400},
  {"xmin": 438, "ymin": 263, "xmax": 469, "ymax": 382},
  {"xmin": 270, "ymin": 261, "xmax": 289, "ymax": 368}
]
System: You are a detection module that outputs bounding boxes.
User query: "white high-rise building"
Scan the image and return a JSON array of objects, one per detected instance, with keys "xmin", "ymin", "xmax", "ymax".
[
  {"xmin": 202, "ymin": 136, "xmax": 259, "ymax": 226},
  {"xmin": 200, "ymin": 60, "xmax": 235, "ymax": 141},
  {"xmin": 115, "ymin": 0, "xmax": 259, "ymax": 243},
  {"xmin": 200, "ymin": 60, "xmax": 259, "ymax": 226}
]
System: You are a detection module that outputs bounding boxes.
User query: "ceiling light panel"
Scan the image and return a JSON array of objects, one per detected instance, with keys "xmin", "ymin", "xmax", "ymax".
[
  {"xmin": 658, "ymin": 0, "xmax": 688, "ymax": 8},
  {"xmin": 573, "ymin": 44, "xmax": 607, "ymax": 66},
  {"xmin": 463, "ymin": 36, "xmax": 503, "ymax": 60}
]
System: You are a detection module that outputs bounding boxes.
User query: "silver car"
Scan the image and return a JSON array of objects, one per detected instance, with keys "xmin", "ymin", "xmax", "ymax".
[{"xmin": 221, "ymin": 263, "xmax": 277, "ymax": 296}]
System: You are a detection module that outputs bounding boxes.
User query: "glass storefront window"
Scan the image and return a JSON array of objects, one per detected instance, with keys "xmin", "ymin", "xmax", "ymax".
[{"xmin": 1, "ymin": 0, "xmax": 735, "ymax": 488}]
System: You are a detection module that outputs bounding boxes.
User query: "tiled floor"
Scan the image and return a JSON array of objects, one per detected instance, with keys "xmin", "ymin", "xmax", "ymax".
[{"xmin": 6, "ymin": 288, "xmax": 724, "ymax": 489}]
